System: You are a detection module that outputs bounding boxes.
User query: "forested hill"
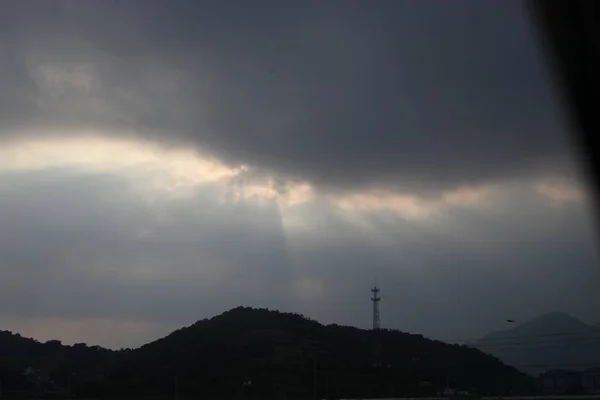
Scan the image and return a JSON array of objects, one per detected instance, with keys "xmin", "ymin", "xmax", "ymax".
[
  {"xmin": 113, "ymin": 307, "xmax": 533, "ymax": 398},
  {"xmin": 0, "ymin": 307, "xmax": 534, "ymax": 399},
  {"xmin": 0, "ymin": 330, "xmax": 111, "ymax": 371}
]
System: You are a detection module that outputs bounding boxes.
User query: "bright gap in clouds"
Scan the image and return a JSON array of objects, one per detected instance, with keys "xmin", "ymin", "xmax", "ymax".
[
  {"xmin": 0, "ymin": 133, "xmax": 587, "ymax": 221},
  {"xmin": 0, "ymin": 133, "xmax": 243, "ymax": 191},
  {"xmin": 0, "ymin": 133, "xmax": 319, "ymax": 209}
]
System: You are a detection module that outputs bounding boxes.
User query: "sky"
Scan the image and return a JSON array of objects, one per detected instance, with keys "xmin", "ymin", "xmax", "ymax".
[{"xmin": 0, "ymin": 0, "xmax": 598, "ymax": 349}]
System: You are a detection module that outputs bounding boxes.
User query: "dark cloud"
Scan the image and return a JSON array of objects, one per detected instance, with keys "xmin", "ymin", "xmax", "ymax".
[{"xmin": 0, "ymin": 0, "xmax": 576, "ymax": 191}]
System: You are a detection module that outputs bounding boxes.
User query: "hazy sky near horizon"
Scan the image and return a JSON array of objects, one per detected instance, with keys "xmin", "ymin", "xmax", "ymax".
[{"xmin": 0, "ymin": 0, "xmax": 598, "ymax": 349}]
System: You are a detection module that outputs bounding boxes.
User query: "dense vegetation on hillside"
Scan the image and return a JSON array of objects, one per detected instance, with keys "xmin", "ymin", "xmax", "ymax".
[
  {"xmin": 0, "ymin": 330, "xmax": 112, "ymax": 371},
  {"xmin": 0, "ymin": 307, "xmax": 534, "ymax": 399}
]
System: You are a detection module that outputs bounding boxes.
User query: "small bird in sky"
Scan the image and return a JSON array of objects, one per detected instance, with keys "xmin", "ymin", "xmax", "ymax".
[{"xmin": 506, "ymin": 319, "xmax": 515, "ymax": 323}]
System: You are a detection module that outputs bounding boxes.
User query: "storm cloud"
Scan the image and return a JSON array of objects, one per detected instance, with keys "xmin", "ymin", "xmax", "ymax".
[
  {"xmin": 0, "ymin": 0, "xmax": 598, "ymax": 349},
  {"xmin": 0, "ymin": 0, "xmax": 577, "ymax": 191}
]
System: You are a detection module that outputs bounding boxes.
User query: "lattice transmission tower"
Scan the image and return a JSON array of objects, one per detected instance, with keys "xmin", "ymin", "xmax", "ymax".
[{"xmin": 371, "ymin": 286, "xmax": 381, "ymax": 330}]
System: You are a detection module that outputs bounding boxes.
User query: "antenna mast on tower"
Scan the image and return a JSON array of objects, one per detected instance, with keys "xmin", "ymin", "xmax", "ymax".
[{"xmin": 371, "ymin": 286, "xmax": 381, "ymax": 330}]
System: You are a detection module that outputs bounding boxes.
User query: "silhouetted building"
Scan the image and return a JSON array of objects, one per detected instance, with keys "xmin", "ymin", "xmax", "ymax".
[
  {"xmin": 582, "ymin": 368, "xmax": 600, "ymax": 394},
  {"xmin": 22, "ymin": 367, "xmax": 60, "ymax": 394},
  {"xmin": 539, "ymin": 369, "xmax": 582, "ymax": 394}
]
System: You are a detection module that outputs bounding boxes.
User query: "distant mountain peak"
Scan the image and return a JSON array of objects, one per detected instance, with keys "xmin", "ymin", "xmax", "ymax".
[
  {"xmin": 482, "ymin": 312, "xmax": 591, "ymax": 342},
  {"xmin": 534, "ymin": 311, "xmax": 585, "ymax": 323},
  {"xmin": 477, "ymin": 312, "xmax": 600, "ymax": 376},
  {"xmin": 516, "ymin": 312, "xmax": 591, "ymax": 333}
]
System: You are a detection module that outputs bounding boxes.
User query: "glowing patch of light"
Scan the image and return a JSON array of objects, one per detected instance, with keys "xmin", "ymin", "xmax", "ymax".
[
  {"xmin": 0, "ymin": 135, "xmax": 242, "ymax": 186},
  {"xmin": 535, "ymin": 179, "xmax": 584, "ymax": 203},
  {"xmin": 229, "ymin": 180, "xmax": 315, "ymax": 208},
  {"xmin": 0, "ymin": 133, "xmax": 316, "ymax": 213},
  {"xmin": 328, "ymin": 184, "xmax": 500, "ymax": 220},
  {"xmin": 441, "ymin": 185, "xmax": 494, "ymax": 207},
  {"xmin": 329, "ymin": 190, "xmax": 435, "ymax": 220}
]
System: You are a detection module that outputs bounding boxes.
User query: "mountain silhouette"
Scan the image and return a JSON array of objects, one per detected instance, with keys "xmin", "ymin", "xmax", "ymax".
[
  {"xmin": 0, "ymin": 330, "xmax": 111, "ymax": 372},
  {"xmin": 476, "ymin": 312, "xmax": 600, "ymax": 376},
  {"xmin": 1, "ymin": 307, "xmax": 534, "ymax": 399}
]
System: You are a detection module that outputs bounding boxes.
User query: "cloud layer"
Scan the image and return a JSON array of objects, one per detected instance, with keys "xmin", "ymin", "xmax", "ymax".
[
  {"xmin": 0, "ymin": 0, "xmax": 578, "ymax": 192},
  {"xmin": 0, "ymin": 1, "xmax": 597, "ymax": 349}
]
